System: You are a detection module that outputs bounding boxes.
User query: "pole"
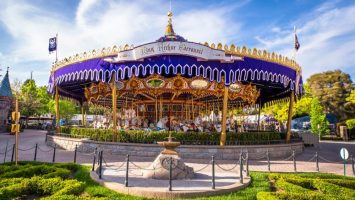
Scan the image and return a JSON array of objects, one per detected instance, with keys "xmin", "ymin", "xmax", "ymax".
[
  {"xmin": 15, "ymin": 98, "xmax": 19, "ymax": 165},
  {"xmin": 81, "ymin": 102, "xmax": 85, "ymax": 127},
  {"xmin": 55, "ymin": 33, "xmax": 58, "ymax": 63},
  {"xmin": 92, "ymin": 147, "xmax": 97, "ymax": 171},
  {"xmin": 3, "ymin": 141, "xmax": 8, "ymax": 163},
  {"xmin": 286, "ymin": 91, "xmax": 294, "ymax": 143},
  {"xmin": 316, "ymin": 152, "xmax": 319, "ymax": 172},
  {"xmin": 125, "ymin": 154, "xmax": 129, "ymax": 187},
  {"xmin": 11, "ymin": 144, "xmax": 15, "ymax": 162},
  {"xmin": 220, "ymin": 86, "xmax": 229, "ymax": 146},
  {"xmin": 246, "ymin": 151, "xmax": 249, "ymax": 176},
  {"xmin": 343, "ymin": 149, "xmax": 346, "ymax": 176},
  {"xmin": 74, "ymin": 144, "xmax": 77, "ymax": 163},
  {"xmin": 55, "ymin": 86, "xmax": 60, "ymax": 133},
  {"xmin": 239, "ymin": 152, "xmax": 243, "ymax": 184},
  {"xmin": 267, "ymin": 150, "xmax": 270, "ymax": 172},
  {"xmin": 34, "ymin": 144, "xmax": 38, "ymax": 161},
  {"xmin": 169, "ymin": 157, "xmax": 173, "ymax": 191},
  {"xmin": 293, "ymin": 150, "xmax": 296, "ymax": 172},
  {"xmin": 52, "ymin": 144, "xmax": 56, "ymax": 163},
  {"xmin": 351, "ymin": 155, "xmax": 355, "ymax": 175},
  {"xmin": 112, "ymin": 78, "xmax": 117, "ymax": 142},
  {"xmin": 257, "ymin": 99, "xmax": 261, "ymax": 131},
  {"xmin": 212, "ymin": 155, "xmax": 215, "ymax": 189},
  {"xmin": 99, "ymin": 151, "xmax": 103, "ymax": 179}
]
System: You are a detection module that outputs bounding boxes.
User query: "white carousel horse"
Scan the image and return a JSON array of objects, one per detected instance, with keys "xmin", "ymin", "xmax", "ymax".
[{"xmin": 157, "ymin": 116, "xmax": 168, "ymax": 130}]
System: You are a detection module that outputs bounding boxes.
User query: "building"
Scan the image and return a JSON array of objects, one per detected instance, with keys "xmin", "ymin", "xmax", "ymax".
[{"xmin": 0, "ymin": 69, "xmax": 13, "ymax": 132}]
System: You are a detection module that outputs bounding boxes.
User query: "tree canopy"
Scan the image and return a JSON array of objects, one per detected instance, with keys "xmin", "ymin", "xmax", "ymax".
[{"xmin": 307, "ymin": 70, "xmax": 354, "ymax": 121}]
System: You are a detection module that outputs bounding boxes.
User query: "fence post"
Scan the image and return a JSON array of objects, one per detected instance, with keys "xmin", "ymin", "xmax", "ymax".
[
  {"xmin": 125, "ymin": 154, "xmax": 130, "ymax": 187},
  {"xmin": 316, "ymin": 152, "xmax": 319, "ymax": 172},
  {"xmin": 74, "ymin": 145, "xmax": 77, "ymax": 163},
  {"xmin": 52, "ymin": 144, "xmax": 57, "ymax": 163},
  {"xmin": 246, "ymin": 152, "xmax": 249, "ymax": 176},
  {"xmin": 169, "ymin": 157, "xmax": 173, "ymax": 191},
  {"xmin": 239, "ymin": 152, "xmax": 243, "ymax": 184},
  {"xmin": 292, "ymin": 150, "xmax": 296, "ymax": 172},
  {"xmin": 3, "ymin": 142, "xmax": 8, "ymax": 163},
  {"xmin": 34, "ymin": 144, "xmax": 38, "ymax": 161},
  {"xmin": 11, "ymin": 144, "xmax": 15, "ymax": 162},
  {"xmin": 267, "ymin": 150, "xmax": 270, "ymax": 172},
  {"xmin": 99, "ymin": 151, "xmax": 103, "ymax": 179},
  {"xmin": 211, "ymin": 155, "xmax": 215, "ymax": 189},
  {"xmin": 92, "ymin": 148, "xmax": 97, "ymax": 171},
  {"xmin": 351, "ymin": 155, "xmax": 354, "ymax": 175}
]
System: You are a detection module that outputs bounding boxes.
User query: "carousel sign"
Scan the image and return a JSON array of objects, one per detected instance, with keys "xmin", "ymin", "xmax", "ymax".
[{"xmin": 106, "ymin": 41, "xmax": 243, "ymax": 63}]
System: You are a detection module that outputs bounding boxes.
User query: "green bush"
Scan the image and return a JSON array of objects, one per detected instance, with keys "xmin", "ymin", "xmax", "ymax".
[
  {"xmin": 265, "ymin": 173, "xmax": 355, "ymax": 200},
  {"xmin": 60, "ymin": 127, "xmax": 283, "ymax": 144},
  {"xmin": 346, "ymin": 119, "xmax": 355, "ymax": 129}
]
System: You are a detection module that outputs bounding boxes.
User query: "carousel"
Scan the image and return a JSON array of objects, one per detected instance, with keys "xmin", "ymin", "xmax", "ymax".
[{"xmin": 48, "ymin": 11, "xmax": 303, "ymax": 145}]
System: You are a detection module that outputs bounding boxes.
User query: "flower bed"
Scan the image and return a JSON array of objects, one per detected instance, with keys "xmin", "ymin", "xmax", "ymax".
[{"xmin": 59, "ymin": 127, "xmax": 286, "ymax": 144}]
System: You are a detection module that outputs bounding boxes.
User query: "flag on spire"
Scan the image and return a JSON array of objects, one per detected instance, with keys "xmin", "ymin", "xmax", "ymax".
[{"xmin": 294, "ymin": 27, "xmax": 300, "ymax": 51}]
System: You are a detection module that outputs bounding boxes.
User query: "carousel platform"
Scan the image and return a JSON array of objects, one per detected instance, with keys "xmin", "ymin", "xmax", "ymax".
[{"xmin": 46, "ymin": 134, "xmax": 304, "ymax": 160}]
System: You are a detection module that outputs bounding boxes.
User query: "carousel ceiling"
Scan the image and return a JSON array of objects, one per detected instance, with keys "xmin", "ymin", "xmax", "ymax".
[{"xmin": 84, "ymin": 74, "xmax": 260, "ymax": 105}]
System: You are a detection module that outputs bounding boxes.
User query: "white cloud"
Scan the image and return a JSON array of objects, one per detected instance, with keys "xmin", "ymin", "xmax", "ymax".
[
  {"xmin": 0, "ymin": 0, "xmax": 241, "ymax": 85},
  {"xmin": 255, "ymin": 2, "xmax": 355, "ymax": 80}
]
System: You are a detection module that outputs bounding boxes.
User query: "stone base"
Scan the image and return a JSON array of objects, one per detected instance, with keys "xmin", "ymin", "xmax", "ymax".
[{"xmin": 142, "ymin": 154, "xmax": 194, "ymax": 180}]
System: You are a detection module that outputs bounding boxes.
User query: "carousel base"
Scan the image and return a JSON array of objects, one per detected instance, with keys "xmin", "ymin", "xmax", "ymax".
[{"xmin": 142, "ymin": 153, "xmax": 194, "ymax": 180}]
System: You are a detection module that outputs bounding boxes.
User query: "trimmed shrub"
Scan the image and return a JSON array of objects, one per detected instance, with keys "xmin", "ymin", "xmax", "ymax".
[{"xmin": 60, "ymin": 127, "xmax": 283, "ymax": 144}]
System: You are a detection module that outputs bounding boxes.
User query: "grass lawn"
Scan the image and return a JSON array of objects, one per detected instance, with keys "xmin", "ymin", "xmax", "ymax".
[{"xmin": 0, "ymin": 162, "xmax": 354, "ymax": 199}]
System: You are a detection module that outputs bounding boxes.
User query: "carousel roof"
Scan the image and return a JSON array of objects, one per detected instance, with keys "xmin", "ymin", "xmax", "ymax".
[{"xmin": 48, "ymin": 11, "xmax": 303, "ymax": 104}]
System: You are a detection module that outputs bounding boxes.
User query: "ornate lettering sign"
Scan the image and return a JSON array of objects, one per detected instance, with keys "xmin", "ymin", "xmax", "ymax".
[{"xmin": 105, "ymin": 41, "xmax": 242, "ymax": 63}]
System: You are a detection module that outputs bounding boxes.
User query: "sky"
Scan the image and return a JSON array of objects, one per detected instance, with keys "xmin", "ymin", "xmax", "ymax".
[{"xmin": 0, "ymin": 0, "xmax": 354, "ymax": 86}]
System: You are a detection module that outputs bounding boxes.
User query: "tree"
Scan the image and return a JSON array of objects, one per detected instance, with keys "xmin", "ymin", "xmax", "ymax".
[
  {"xmin": 307, "ymin": 70, "xmax": 354, "ymax": 121},
  {"xmin": 37, "ymin": 86, "xmax": 51, "ymax": 115},
  {"xmin": 310, "ymin": 98, "xmax": 329, "ymax": 135},
  {"xmin": 48, "ymin": 99, "xmax": 78, "ymax": 123},
  {"xmin": 346, "ymin": 90, "xmax": 355, "ymax": 104},
  {"xmin": 18, "ymin": 79, "xmax": 41, "ymax": 126}
]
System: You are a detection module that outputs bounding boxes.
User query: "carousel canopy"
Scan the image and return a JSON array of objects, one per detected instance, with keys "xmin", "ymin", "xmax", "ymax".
[{"xmin": 48, "ymin": 11, "xmax": 303, "ymax": 106}]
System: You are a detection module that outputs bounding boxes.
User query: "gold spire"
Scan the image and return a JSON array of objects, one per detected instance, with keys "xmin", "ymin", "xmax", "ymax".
[{"xmin": 165, "ymin": 11, "xmax": 175, "ymax": 36}]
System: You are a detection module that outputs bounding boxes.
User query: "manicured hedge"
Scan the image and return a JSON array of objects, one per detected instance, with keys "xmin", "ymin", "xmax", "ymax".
[
  {"xmin": 265, "ymin": 173, "xmax": 355, "ymax": 200},
  {"xmin": 60, "ymin": 127, "xmax": 284, "ymax": 144},
  {"xmin": 0, "ymin": 163, "xmax": 84, "ymax": 200}
]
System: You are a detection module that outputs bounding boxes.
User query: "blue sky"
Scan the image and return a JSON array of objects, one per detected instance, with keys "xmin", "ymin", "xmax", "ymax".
[{"xmin": 0, "ymin": 0, "xmax": 354, "ymax": 86}]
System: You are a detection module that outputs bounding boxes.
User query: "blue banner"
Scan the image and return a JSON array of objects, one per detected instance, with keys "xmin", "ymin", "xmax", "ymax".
[{"xmin": 49, "ymin": 37, "xmax": 57, "ymax": 53}]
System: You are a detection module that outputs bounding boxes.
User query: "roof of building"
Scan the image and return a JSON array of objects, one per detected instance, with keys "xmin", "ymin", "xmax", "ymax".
[{"xmin": 0, "ymin": 70, "xmax": 13, "ymax": 97}]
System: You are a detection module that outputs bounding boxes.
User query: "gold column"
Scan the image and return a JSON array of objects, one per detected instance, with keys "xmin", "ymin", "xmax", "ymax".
[
  {"xmin": 112, "ymin": 80, "xmax": 117, "ymax": 142},
  {"xmin": 286, "ymin": 91, "xmax": 295, "ymax": 143},
  {"xmin": 55, "ymin": 86, "xmax": 60, "ymax": 133},
  {"xmin": 81, "ymin": 102, "xmax": 85, "ymax": 127},
  {"xmin": 220, "ymin": 86, "xmax": 229, "ymax": 146}
]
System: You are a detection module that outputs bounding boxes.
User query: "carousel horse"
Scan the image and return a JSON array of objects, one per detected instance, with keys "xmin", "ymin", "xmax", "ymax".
[{"xmin": 156, "ymin": 116, "xmax": 168, "ymax": 131}]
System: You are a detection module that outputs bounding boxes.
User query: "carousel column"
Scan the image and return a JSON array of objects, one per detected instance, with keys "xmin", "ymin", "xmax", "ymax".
[
  {"xmin": 112, "ymin": 79, "xmax": 118, "ymax": 142},
  {"xmin": 286, "ymin": 91, "xmax": 295, "ymax": 143},
  {"xmin": 81, "ymin": 101, "xmax": 85, "ymax": 127},
  {"xmin": 220, "ymin": 86, "xmax": 229, "ymax": 146},
  {"xmin": 55, "ymin": 86, "xmax": 60, "ymax": 133}
]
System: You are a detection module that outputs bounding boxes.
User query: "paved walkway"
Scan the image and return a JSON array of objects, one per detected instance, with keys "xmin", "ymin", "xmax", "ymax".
[{"xmin": 0, "ymin": 129, "xmax": 354, "ymax": 177}]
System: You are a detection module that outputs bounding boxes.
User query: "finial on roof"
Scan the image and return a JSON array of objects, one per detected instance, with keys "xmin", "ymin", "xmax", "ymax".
[{"xmin": 165, "ymin": 10, "xmax": 175, "ymax": 36}]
